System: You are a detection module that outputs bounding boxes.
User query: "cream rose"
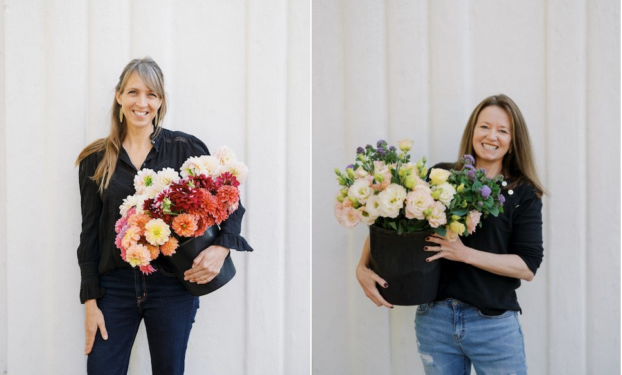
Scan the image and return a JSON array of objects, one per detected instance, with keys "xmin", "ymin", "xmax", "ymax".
[
  {"xmin": 348, "ymin": 179, "xmax": 373, "ymax": 204},
  {"xmin": 429, "ymin": 168, "xmax": 451, "ymax": 186},
  {"xmin": 377, "ymin": 183, "xmax": 407, "ymax": 218},
  {"xmin": 404, "ymin": 185, "xmax": 434, "ymax": 220}
]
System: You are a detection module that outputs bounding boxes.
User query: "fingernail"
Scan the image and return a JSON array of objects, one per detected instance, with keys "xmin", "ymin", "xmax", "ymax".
[
  {"xmin": 424, "ymin": 247, "xmax": 428, "ymax": 250},
  {"xmin": 104, "ymin": 336, "xmax": 108, "ymax": 340},
  {"xmin": 383, "ymin": 283, "xmax": 388, "ymax": 288},
  {"xmin": 390, "ymin": 306, "xmax": 394, "ymax": 309},
  {"xmin": 425, "ymin": 237, "xmax": 430, "ymax": 241},
  {"xmin": 426, "ymin": 259, "xmax": 430, "ymax": 262}
]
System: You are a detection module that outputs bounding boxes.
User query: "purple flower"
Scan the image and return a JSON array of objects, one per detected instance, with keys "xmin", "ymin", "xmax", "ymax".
[
  {"xmin": 479, "ymin": 186, "xmax": 491, "ymax": 199},
  {"xmin": 366, "ymin": 144, "xmax": 373, "ymax": 150},
  {"xmin": 467, "ymin": 170, "xmax": 476, "ymax": 179},
  {"xmin": 478, "ymin": 202, "xmax": 484, "ymax": 207},
  {"xmin": 346, "ymin": 164, "xmax": 354, "ymax": 170},
  {"xmin": 377, "ymin": 148, "xmax": 386, "ymax": 157},
  {"xmin": 479, "ymin": 168, "xmax": 486, "ymax": 174},
  {"xmin": 356, "ymin": 147, "xmax": 364, "ymax": 154},
  {"xmin": 389, "ymin": 146, "xmax": 396, "ymax": 151},
  {"xmin": 461, "ymin": 154, "xmax": 475, "ymax": 165},
  {"xmin": 377, "ymin": 140, "xmax": 386, "ymax": 148},
  {"xmin": 464, "ymin": 164, "xmax": 475, "ymax": 171},
  {"xmin": 498, "ymin": 194, "xmax": 506, "ymax": 204}
]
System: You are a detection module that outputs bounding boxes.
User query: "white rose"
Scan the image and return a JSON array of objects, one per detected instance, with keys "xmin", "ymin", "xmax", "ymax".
[
  {"xmin": 348, "ymin": 179, "xmax": 373, "ymax": 204},
  {"xmin": 359, "ymin": 206, "xmax": 378, "ymax": 226},
  {"xmin": 433, "ymin": 183, "xmax": 457, "ymax": 207},
  {"xmin": 365, "ymin": 195, "xmax": 381, "ymax": 218},
  {"xmin": 377, "ymin": 183, "xmax": 407, "ymax": 218}
]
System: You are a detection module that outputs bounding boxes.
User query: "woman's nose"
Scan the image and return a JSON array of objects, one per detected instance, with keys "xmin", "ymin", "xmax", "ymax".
[{"xmin": 136, "ymin": 95, "xmax": 147, "ymax": 107}]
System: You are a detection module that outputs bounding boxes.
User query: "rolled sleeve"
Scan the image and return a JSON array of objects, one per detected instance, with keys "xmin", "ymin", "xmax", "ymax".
[
  {"xmin": 510, "ymin": 189, "xmax": 544, "ymax": 275},
  {"xmin": 77, "ymin": 154, "xmax": 106, "ymax": 303}
]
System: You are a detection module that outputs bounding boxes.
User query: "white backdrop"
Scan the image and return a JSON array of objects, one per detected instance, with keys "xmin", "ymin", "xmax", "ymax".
[
  {"xmin": 0, "ymin": 0, "xmax": 309, "ymax": 374},
  {"xmin": 313, "ymin": 0, "xmax": 620, "ymax": 374}
]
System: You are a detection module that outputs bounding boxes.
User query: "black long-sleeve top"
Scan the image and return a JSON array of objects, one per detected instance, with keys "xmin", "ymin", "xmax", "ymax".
[
  {"xmin": 432, "ymin": 163, "xmax": 544, "ymax": 315},
  {"xmin": 77, "ymin": 127, "xmax": 253, "ymax": 303}
]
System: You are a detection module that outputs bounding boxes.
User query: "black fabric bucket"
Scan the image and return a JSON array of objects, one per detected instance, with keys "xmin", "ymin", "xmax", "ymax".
[
  {"xmin": 369, "ymin": 225, "xmax": 440, "ymax": 306},
  {"xmin": 164, "ymin": 225, "xmax": 236, "ymax": 297}
]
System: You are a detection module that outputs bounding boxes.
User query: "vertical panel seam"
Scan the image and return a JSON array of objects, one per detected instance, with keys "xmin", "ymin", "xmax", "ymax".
[
  {"xmin": 243, "ymin": 1, "xmax": 250, "ymax": 374},
  {"xmin": 544, "ymin": 0, "xmax": 552, "ymax": 373},
  {"xmin": 282, "ymin": 2, "xmax": 289, "ymax": 374},
  {"xmin": 582, "ymin": 0, "xmax": 589, "ymax": 373},
  {"xmin": 0, "ymin": 0, "xmax": 7, "ymax": 371}
]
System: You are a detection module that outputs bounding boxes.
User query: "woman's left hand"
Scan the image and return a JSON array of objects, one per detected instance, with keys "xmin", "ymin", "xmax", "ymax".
[
  {"xmin": 184, "ymin": 245, "xmax": 230, "ymax": 284},
  {"xmin": 424, "ymin": 233, "xmax": 470, "ymax": 263}
]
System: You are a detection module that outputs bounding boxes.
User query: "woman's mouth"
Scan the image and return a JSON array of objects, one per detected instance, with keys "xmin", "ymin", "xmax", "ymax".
[
  {"xmin": 482, "ymin": 143, "xmax": 498, "ymax": 150},
  {"xmin": 133, "ymin": 110, "xmax": 149, "ymax": 118}
]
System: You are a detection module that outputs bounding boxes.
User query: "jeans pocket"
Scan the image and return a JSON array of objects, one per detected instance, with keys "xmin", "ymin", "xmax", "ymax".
[
  {"xmin": 476, "ymin": 309, "xmax": 514, "ymax": 319},
  {"xmin": 416, "ymin": 303, "xmax": 432, "ymax": 316}
]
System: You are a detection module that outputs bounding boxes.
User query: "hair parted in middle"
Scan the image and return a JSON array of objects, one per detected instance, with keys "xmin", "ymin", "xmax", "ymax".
[
  {"xmin": 75, "ymin": 57, "xmax": 168, "ymax": 193},
  {"xmin": 454, "ymin": 94, "xmax": 546, "ymax": 197}
]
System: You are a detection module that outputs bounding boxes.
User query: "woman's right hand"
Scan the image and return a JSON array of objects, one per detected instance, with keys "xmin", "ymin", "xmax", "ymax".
[
  {"xmin": 356, "ymin": 264, "xmax": 393, "ymax": 309},
  {"xmin": 84, "ymin": 299, "xmax": 108, "ymax": 356}
]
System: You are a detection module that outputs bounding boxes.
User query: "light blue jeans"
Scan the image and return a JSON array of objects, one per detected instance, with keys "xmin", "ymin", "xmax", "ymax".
[{"xmin": 415, "ymin": 299, "xmax": 527, "ymax": 375}]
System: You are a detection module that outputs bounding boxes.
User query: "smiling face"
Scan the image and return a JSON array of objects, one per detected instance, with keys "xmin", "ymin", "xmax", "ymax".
[
  {"xmin": 116, "ymin": 72, "xmax": 162, "ymax": 130},
  {"xmin": 471, "ymin": 105, "xmax": 512, "ymax": 167}
]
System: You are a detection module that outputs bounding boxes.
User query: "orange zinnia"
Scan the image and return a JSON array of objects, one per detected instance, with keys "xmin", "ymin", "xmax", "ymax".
[
  {"xmin": 172, "ymin": 214, "xmax": 198, "ymax": 237},
  {"xmin": 160, "ymin": 237, "xmax": 179, "ymax": 256}
]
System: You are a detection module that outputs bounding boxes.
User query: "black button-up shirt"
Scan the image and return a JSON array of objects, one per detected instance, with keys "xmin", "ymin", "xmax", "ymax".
[{"xmin": 77, "ymin": 127, "xmax": 252, "ymax": 303}]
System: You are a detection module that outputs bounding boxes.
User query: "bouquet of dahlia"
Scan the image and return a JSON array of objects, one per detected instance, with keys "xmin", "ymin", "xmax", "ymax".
[
  {"xmin": 334, "ymin": 140, "xmax": 504, "ymax": 240},
  {"xmin": 115, "ymin": 146, "xmax": 249, "ymax": 274}
]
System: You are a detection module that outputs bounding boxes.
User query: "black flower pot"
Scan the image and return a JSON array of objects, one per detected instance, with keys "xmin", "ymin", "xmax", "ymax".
[
  {"xmin": 369, "ymin": 225, "xmax": 440, "ymax": 306},
  {"xmin": 164, "ymin": 225, "xmax": 236, "ymax": 297}
]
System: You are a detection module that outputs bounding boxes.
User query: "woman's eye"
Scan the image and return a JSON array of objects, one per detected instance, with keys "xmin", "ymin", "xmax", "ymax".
[
  {"xmin": 149, "ymin": 93, "xmax": 157, "ymax": 98},
  {"xmin": 128, "ymin": 91, "xmax": 136, "ymax": 94}
]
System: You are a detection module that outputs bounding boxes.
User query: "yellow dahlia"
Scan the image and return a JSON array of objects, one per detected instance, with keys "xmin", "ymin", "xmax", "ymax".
[{"xmin": 144, "ymin": 219, "xmax": 171, "ymax": 246}]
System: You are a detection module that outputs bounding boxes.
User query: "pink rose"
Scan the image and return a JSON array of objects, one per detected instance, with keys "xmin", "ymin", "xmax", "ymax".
[
  {"xmin": 426, "ymin": 201, "xmax": 447, "ymax": 228},
  {"xmin": 466, "ymin": 210, "xmax": 482, "ymax": 234},
  {"xmin": 405, "ymin": 185, "xmax": 434, "ymax": 220},
  {"xmin": 340, "ymin": 207, "xmax": 361, "ymax": 229}
]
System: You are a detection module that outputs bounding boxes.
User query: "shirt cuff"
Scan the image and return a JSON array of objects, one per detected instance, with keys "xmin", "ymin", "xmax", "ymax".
[
  {"xmin": 79, "ymin": 261, "xmax": 106, "ymax": 303},
  {"xmin": 214, "ymin": 232, "xmax": 254, "ymax": 252}
]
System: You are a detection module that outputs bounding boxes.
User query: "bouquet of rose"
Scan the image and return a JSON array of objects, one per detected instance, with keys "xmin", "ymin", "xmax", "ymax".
[
  {"xmin": 333, "ymin": 140, "xmax": 504, "ymax": 240},
  {"xmin": 115, "ymin": 146, "xmax": 249, "ymax": 274}
]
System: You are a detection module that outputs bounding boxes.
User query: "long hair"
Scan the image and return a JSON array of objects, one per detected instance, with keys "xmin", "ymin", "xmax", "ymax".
[
  {"xmin": 75, "ymin": 57, "xmax": 168, "ymax": 193},
  {"xmin": 454, "ymin": 94, "xmax": 546, "ymax": 197}
]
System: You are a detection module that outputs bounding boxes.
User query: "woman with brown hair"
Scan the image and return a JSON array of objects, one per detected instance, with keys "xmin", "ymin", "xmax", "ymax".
[
  {"xmin": 356, "ymin": 94, "xmax": 544, "ymax": 374},
  {"xmin": 76, "ymin": 57, "xmax": 252, "ymax": 375}
]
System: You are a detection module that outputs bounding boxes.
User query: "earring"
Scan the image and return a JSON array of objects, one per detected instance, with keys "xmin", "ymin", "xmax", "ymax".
[{"xmin": 119, "ymin": 107, "xmax": 124, "ymax": 123}]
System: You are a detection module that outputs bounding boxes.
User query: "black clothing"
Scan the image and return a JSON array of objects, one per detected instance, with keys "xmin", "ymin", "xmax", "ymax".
[
  {"xmin": 77, "ymin": 128, "xmax": 253, "ymax": 304},
  {"xmin": 431, "ymin": 163, "xmax": 544, "ymax": 315}
]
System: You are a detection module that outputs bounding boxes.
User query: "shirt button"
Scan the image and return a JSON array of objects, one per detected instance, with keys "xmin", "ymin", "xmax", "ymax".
[{"xmin": 452, "ymin": 300, "xmax": 458, "ymax": 306}]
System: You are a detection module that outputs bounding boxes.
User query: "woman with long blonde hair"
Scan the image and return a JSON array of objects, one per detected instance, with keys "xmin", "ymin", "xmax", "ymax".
[{"xmin": 76, "ymin": 57, "xmax": 252, "ymax": 375}]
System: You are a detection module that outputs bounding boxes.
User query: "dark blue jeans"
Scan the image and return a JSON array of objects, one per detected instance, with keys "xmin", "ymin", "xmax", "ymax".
[{"xmin": 87, "ymin": 265, "xmax": 199, "ymax": 375}]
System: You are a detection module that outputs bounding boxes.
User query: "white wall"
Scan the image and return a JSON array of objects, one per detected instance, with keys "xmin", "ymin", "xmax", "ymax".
[
  {"xmin": 312, "ymin": 1, "xmax": 620, "ymax": 374},
  {"xmin": 0, "ymin": 1, "xmax": 309, "ymax": 374}
]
